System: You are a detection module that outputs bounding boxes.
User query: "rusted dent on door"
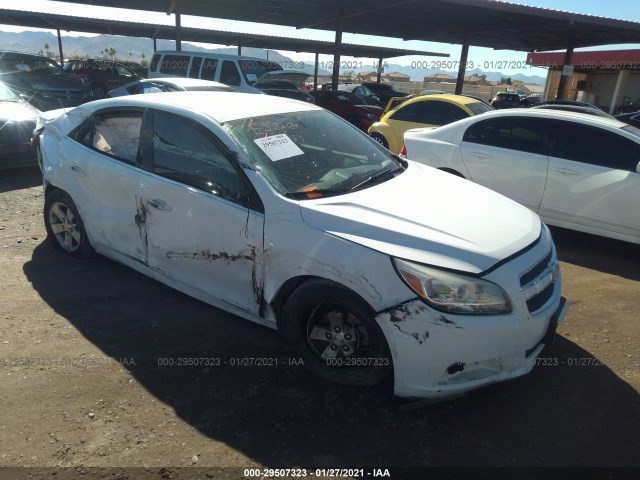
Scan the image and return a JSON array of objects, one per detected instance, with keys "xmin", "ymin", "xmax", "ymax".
[
  {"xmin": 165, "ymin": 245, "xmax": 265, "ymax": 307},
  {"xmin": 165, "ymin": 249, "xmax": 255, "ymax": 262},
  {"xmin": 134, "ymin": 195, "xmax": 149, "ymax": 263}
]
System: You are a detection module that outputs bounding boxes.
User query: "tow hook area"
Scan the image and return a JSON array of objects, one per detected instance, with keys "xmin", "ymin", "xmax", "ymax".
[{"xmin": 447, "ymin": 362, "xmax": 465, "ymax": 375}]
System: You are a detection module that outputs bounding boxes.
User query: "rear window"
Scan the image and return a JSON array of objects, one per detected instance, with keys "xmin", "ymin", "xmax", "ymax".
[{"xmin": 467, "ymin": 101, "xmax": 493, "ymax": 115}]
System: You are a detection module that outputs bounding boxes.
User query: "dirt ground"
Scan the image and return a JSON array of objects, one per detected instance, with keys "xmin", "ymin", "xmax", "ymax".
[{"xmin": 1, "ymin": 166, "xmax": 639, "ymax": 478}]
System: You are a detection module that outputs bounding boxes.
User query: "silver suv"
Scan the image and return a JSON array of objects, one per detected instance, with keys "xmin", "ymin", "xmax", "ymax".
[{"xmin": 0, "ymin": 51, "xmax": 93, "ymax": 110}]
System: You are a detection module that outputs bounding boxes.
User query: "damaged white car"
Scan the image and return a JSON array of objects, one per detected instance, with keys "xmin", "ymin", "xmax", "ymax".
[{"xmin": 38, "ymin": 92, "xmax": 567, "ymax": 399}]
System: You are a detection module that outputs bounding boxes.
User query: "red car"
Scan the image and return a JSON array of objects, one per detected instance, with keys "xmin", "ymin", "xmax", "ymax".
[{"xmin": 310, "ymin": 90, "xmax": 383, "ymax": 131}]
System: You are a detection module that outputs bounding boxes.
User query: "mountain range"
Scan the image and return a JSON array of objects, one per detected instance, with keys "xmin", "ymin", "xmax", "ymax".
[{"xmin": 0, "ymin": 30, "xmax": 546, "ymax": 84}]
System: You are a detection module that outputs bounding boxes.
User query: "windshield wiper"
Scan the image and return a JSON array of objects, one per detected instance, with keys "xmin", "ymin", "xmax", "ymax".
[
  {"xmin": 349, "ymin": 167, "xmax": 401, "ymax": 191},
  {"xmin": 284, "ymin": 188, "xmax": 349, "ymax": 200}
]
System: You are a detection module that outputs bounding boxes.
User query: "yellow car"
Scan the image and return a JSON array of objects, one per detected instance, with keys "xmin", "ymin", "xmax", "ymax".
[{"xmin": 368, "ymin": 94, "xmax": 493, "ymax": 153}]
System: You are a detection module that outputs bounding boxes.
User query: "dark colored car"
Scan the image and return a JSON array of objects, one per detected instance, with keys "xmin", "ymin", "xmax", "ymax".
[
  {"xmin": 362, "ymin": 82, "xmax": 409, "ymax": 105},
  {"xmin": 310, "ymin": 90, "xmax": 383, "ymax": 131},
  {"xmin": 64, "ymin": 59, "xmax": 142, "ymax": 98},
  {"xmin": 0, "ymin": 80, "xmax": 39, "ymax": 169},
  {"xmin": 253, "ymin": 71, "xmax": 314, "ymax": 103},
  {"xmin": 490, "ymin": 92, "xmax": 522, "ymax": 109},
  {"xmin": 532, "ymin": 104, "xmax": 615, "ymax": 119},
  {"xmin": 615, "ymin": 111, "xmax": 640, "ymax": 129},
  {"xmin": 539, "ymin": 100, "xmax": 603, "ymax": 110},
  {"xmin": 617, "ymin": 97, "xmax": 640, "ymax": 114},
  {"xmin": 520, "ymin": 95, "xmax": 542, "ymax": 107},
  {"xmin": 0, "ymin": 51, "xmax": 93, "ymax": 111}
]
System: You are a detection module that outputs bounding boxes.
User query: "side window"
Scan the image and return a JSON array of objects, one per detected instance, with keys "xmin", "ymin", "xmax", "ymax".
[
  {"xmin": 189, "ymin": 57, "xmax": 202, "ymax": 79},
  {"xmin": 390, "ymin": 102, "xmax": 425, "ymax": 122},
  {"xmin": 152, "ymin": 114, "xmax": 244, "ymax": 202},
  {"xmin": 116, "ymin": 66, "xmax": 133, "ymax": 78},
  {"xmin": 75, "ymin": 111, "xmax": 143, "ymax": 165},
  {"xmin": 463, "ymin": 117, "xmax": 546, "ymax": 155},
  {"xmin": 201, "ymin": 58, "xmax": 218, "ymax": 81},
  {"xmin": 220, "ymin": 60, "xmax": 241, "ymax": 86},
  {"xmin": 549, "ymin": 120, "xmax": 640, "ymax": 171},
  {"xmin": 421, "ymin": 101, "xmax": 469, "ymax": 126},
  {"xmin": 159, "ymin": 54, "xmax": 189, "ymax": 76}
]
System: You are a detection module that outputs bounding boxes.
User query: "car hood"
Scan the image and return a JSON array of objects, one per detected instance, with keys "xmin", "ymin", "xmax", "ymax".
[
  {"xmin": 299, "ymin": 162, "xmax": 541, "ymax": 274},
  {"xmin": 255, "ymin": 70, "xmax": 311, "ymax": 87},
  {"xmin": 3, "ymin": 72, "xmax": 87, "ymax": 91},
  {"xmin": 0, "ymin": 100, "xmax": 39, "ymax": 121}
]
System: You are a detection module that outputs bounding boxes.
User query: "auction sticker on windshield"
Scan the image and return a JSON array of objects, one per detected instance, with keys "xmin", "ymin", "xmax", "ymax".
[{"xmin": 254, "ymin": 134, "xmax": 304, "ymax": 161}]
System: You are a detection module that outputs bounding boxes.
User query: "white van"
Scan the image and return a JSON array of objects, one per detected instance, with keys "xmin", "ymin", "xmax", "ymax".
[{"xmin": 148, "ymin": 51, "xmax": 284, "ymax": 93}]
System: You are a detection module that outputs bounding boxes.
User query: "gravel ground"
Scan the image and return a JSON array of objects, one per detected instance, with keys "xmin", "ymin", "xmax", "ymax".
[{"xmin": 1, "ymin": 166, "xmax": 639, "ymax": 479}]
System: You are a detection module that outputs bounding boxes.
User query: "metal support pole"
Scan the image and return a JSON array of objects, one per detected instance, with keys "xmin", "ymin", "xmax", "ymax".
[
  {"xmin": 556, "ymin": 45, "xmax": 574, "ymax": 99},
  {"xmin": 331, "ymin": 15, "xmax": 343, "ymax": 90},
  {"xmin": 455, "ymin": 31, "xmax": 469, "ymax": 95},
  {"xmin": 56, "ymin": 27, "xmax": 64, "ymax": 63}
]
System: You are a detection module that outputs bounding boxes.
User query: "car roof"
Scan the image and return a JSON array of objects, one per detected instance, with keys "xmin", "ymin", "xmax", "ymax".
[
  {"xmin": 449, "ymin": 107, "xmax": 629, "ymax": 129},
  {"xmin": 72, "ymin": 91, "xmax": 320, "ymax": 123},
  {"xmin": 145, "ymin": 77, "xmax": 230, "ymax": 88},
  {"xmin": 406, "ymin": 93, "xmax": 484, "ymax": 105}
]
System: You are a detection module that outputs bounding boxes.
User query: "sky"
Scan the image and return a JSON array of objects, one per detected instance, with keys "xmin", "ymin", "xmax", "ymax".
[{"xmin": 1, "ymin": 0, "xmax": 640, "ymax": 76}]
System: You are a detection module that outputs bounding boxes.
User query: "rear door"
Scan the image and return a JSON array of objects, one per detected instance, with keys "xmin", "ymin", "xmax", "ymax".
[
  {"xmin": 63, "ymin": 109, "xmax": 146, "ymax": 261},
  {"xmin": 541, "ymin": 119, "xmax": 640, "ymax": 238},
  {"xmin": 460, "ymin": 116, "xmax": 549, "ymax": 211}
]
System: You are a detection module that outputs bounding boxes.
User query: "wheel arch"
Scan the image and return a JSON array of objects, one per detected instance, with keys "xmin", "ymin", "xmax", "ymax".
[{"xmin": 271, "ymin": 275, "xmax": 376, "ymax": 331}]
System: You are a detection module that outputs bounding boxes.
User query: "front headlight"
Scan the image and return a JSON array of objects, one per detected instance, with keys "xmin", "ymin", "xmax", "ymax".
[{"xmin": 393, "ymin": 258, "xmax": 512, "ymax": 315}]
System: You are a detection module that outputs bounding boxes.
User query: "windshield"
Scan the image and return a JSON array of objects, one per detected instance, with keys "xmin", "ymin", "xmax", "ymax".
[
  {"xmin": 1, "ymin": 56, "xmax": 67, "ymax": 76},
  {"xmin": 467, "ymin": 101, "xmax": 494, "ymax": 115},
  {"xmin": 224, "ymin": 110, "xmax": 404, "ymax": 198},
  {"xmin": 0, "ymin": 81, "xmax": 21, "ymax": 101},
  {"xmin": 238, "ymin": 60, "xmax": 282, "ymax": 86}
]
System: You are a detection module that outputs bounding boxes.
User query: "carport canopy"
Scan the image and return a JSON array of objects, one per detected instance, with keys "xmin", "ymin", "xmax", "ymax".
[{"xmin": 24, "ymin": 1, "xmax": 640, "ymax": 92}]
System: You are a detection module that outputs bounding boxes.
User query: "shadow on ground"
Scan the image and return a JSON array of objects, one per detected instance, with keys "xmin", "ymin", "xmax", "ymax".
[
  {"xmin": 23, "ymin": 238, "xmax": 640, "ymax": 468},
  {"xmin": 0, "ymin": 166, "xmax": 41, "ymax": 193},
  {"xmin": 550, "ymin": 226, "xmax": 640, "ymax": 281}
]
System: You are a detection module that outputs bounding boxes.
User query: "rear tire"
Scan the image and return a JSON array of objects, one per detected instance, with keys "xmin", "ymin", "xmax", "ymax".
[
  {"xmin": 44, "ymin": 189, "xmax": 95, "ymax": 257},
  {"xmin": 281, "ymin": 279, "xmax": 392, "ymax": 387}
]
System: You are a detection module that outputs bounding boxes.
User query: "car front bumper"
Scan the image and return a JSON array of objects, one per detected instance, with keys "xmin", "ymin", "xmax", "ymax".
[{"xmin": 376, "ymin": 295, "xmax": 567, "ymax": 399}]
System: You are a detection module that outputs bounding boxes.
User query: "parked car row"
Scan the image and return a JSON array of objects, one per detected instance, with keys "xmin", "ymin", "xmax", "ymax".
[{"xmin": 8, "ymin": 47, "xmax": 638, "ymax": 402}]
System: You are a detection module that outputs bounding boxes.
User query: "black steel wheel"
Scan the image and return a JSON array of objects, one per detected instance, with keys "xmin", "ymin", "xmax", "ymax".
[{"xmin": 281, "ymin": 279, "xmax": 392, "ymax": 387}]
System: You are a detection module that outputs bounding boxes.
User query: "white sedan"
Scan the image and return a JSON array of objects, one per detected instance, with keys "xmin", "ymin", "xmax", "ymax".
[
  {"xmin": 403, "ymin": 109, "xmax": 640, "ymax": 244},
  {"xmin": 108, "ymin": 77, "xmax": 236, "ymax": 97},
  {"xmin": 38, "ymin": 92, "xmax": 565, "ymax": 399}
]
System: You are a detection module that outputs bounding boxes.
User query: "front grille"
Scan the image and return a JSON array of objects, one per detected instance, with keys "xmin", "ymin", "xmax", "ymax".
[
  {"xmin": 519, "ymin": 249, "xmax": 558, "ymax": 314},
  {"xmin": 526, "ymin": 283, "xmax": 555, "ymax": 313},
  {"xmin": 520, "ymin": 251, "xmax": 552, "ymax": 288}
]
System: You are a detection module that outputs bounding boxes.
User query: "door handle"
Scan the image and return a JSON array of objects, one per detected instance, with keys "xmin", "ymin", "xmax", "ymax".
[
  {"xmin": 553, "ymin": 167, "xmax": 581, "ymax": 175},
  {"xmin": 471, "ymin": 152, "xmax": 493, "ymax": 159},
  {"xmin": 70, "ymin": 165, "xmax": 86, "ymax": 177},
  {"xmin": 146, "ymin": 199, "xmax": 172, "ymax": 211}
]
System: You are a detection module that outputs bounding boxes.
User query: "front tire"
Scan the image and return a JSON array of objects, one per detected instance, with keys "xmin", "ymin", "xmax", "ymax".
[
  {"xmin": 281, "ymin": 279, "xmax": 392, "ymax": 387},
  {"xmin": 369, "ymin": 133, "xmax": 389, "ymax": 149},
  {"xmin": 44, "ymin": 189, "xmax": 95, "ymax": 257}
]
